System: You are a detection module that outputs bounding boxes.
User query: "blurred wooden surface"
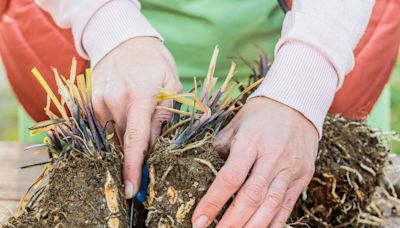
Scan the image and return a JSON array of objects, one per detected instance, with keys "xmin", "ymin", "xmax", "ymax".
[{"xmin": 0, "ymin": 142, "xmax": 47, "ymax": 224}]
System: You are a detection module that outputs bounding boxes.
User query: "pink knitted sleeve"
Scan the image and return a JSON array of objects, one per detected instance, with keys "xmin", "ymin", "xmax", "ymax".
[{"xmin": 249, "ymin": 0, "xmax": 375, "ymax": 136}]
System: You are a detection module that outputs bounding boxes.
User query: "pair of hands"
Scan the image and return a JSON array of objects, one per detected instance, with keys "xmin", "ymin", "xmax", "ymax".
[{"xmin": 92, "ymin": 37, "xmax": 319, "ymax": 227}]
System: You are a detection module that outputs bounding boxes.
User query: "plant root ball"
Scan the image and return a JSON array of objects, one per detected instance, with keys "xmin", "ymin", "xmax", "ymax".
[
  {"xmin": 145, "ymin": 142, "xmax": 224, "ymax": 228},
  {"xmin": 145, "ymin": 115, "xmax": 388, "ymax": 228},
  {"xmin": 288, "ymin": 115, "xmax": 388, "ymax": 227},
  {"xmin": 3, "ymin": 150, "xmax": 129, "ymax": 228}
]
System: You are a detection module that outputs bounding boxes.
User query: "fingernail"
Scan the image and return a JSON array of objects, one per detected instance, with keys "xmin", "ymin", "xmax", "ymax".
[
  {"xmin": 125, "ymin": 181, "xmax": 134, "ymax": 199},
  {"xmin": 193, "ymin": 215, "xmax": 209, "ymax": 228}
]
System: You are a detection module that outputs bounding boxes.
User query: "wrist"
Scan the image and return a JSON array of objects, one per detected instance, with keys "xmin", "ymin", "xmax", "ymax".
[
  {"xmin": 248, "ymin": 97, "xmax": 319, "ymax": 138},
  {"xmin": 95, "ymin": 36, "xmax": 170, "ymax": 69},
  {"xmin": 248, "ymin": 42, "xmax": 338, "ymax": 138},
  {"xmin": 82, "ymin": 0, "xmax": 162, "ymax": 68}
]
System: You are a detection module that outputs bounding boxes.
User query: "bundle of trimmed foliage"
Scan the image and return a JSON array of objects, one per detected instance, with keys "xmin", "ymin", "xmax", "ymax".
[
  {"xmin": 3, "ymin": 59, "xmax": 129, "ymax": 228},
  {"xmin": 144, "ymin": 47, "xmax": 391, "ymax": 227}
]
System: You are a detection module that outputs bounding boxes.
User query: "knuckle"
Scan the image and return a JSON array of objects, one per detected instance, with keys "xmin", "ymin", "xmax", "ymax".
[
  {"xmin": 288, "ymin": 154, "xmax": 301, "ymax": 165},
  {"xmin": 104, "ymin": 93, "xmax": 123, "ymax": 109},
  {"xmin": 285, "ymin": 168, "xmax": 297, "ymax": 180},
  {"xmin": 281, "ymin": 196, "xmax": 296, "ymax": 213},
  {"xmin": 231, "ymin": 135, "xmax": 258, "ymax": 152},
  {"xmin": 221, "ymin": 170, "xmax": 243, "ymax": 189},
  {"xmin": 230, "ymin": 136, "xmax": 241, "ymax": 148},
  {"xmin": 214, "ymin": 143, "xmax": 229, "ymax": 158},
  {"xmin": 123, "ymin": 163, "xmax": 135, "ymax": 174},
  {"xmin": 285, "ymin": 159, "xmax": 307, "ymax": 179},
  {"xmin": 128, "ymin": 98, "xmax": 154, "ymax": 113},
  {"xmin": 265, "ymin": 192, "xmax": 284, "ymax": 209},
  {"xmin": 269, "ymin": 144, "xmax": 287, "ymax": 154},
  {"xmin": 123, "ymin": 155, "xmax": 144, "ymax": 173},
  {"xmin": 259, "ymin": 142, "xmax": 287, "ymax": 158},
  {"xmin": 304, "ymin": 166, "xmax": 315, "ymax": 178},
  {"xmin": 213, "ymin": 137, "xmax": 225, "ymax": 150},
  {"xmin": 174, "ymin": 83, "xmax": 184, "ymax": 93},
  {"xmin": 243, "ymin": 184, "xmax": 265, "ymax": 207},
  {"xmin": 201, "ymin": 199, "xmax": 221, "ymax": 214},
  {"xmin": 299, "ymin": 178, "xmax": 312, "ymax": 190},
  {"xmin": 107, "ymin": 82, "xmax": 128, "ymax": 97},
  {"xmin": 123, "ymin": 163, "xmax": 137, "ymax": 180},
  {"xmin": 154, "ymin": 109, "xmax": 172, "ymax": 123},
  {"xmin": 124, "ymin": 128, "xmax": 144, "ymax": 146},
  {"xmin": 250, "ymin": 173, "xmax": 270, "ymax": 188},
  {"xmin": 104, "ymin": 96, "xmax": 114, "ymax": 109},
  {"xmin": 244, "ymin": 136, "xmax": 259, "ymax": 149},
  {"xmin": 91, "ymin": 93, "xmax": 103, "ymax": 105},
  {"xmin": 92, "ymin": 97, "xmax": 104, "ymax": 113},
  {"xmin": 282, "ymin": 196, "xmax": 297, "ymax": 215},
  {"xmin": 127, "ymin": 89, "xmax": 144, "ymax": 100}
]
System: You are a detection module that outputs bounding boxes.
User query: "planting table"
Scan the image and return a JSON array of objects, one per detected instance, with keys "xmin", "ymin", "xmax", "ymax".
[{"xmin": 0, "ymin": 142, "xmax": 47, "ymax": 225}]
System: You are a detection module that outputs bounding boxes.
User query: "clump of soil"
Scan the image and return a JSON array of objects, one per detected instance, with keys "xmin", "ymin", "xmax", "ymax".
[
  {"xmin": 3, "ymin": 150, "xmax": 129, "ymax": 228},
  {"xmin": 145, "ymin": 115, "xmax": 389, "ymax": 227},
  {"xmin": 288, "ymin": 115, "xmax": 388, "ymax": 227},
  {"xmin": 145, "ymin": 141, "xmax": 225, "ymax": 227},
  {"xmin": 3, "ymin": 60, "xmax": 131, "ymax": 228}
]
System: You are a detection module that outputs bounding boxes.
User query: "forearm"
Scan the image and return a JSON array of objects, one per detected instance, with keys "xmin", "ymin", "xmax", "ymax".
[
  {"xmin": 250, "ymin": 0, "xmax": 376, "ymax": 136},
  {"xmin": 35, "ymin": 0, "xmax": 161, "ymax": 66}
]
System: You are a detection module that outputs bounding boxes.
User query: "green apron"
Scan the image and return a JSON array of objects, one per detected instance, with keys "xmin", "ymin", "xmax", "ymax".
[
  {"xmin": 18, "ymin": 1, "xmax": 390, "ymax": 143},
  {"xmin": 141, "ymin": 0, "xmax": 390, "ymax": 128},
  {"xmin": 141, "ymin": 0, "xmax": 284, "ymax": 85}
]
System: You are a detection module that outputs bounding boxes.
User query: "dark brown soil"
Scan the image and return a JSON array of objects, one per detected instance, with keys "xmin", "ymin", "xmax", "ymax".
[
  {"xmin": 289, "ymin": 115, "xmax": 388, "ymax": 227},
  {"xmin": 3, "ymin": 150, "xmax": 129, "ymax": 228},
  {"xmin": 145, "ymin": 115, "xmax": 389, "ymax": 227},
  {"xmin": 145, "ymin": 141, "xmax": 225, "ymax": 227}
]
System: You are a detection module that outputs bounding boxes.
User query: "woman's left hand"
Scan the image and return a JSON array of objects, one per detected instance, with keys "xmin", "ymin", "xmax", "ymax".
[{"xmin": 192, "ymin": 97, "xmax": 319, "ymax": 228}]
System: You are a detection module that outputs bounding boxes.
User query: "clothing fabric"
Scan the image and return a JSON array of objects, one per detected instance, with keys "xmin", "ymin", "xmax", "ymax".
[
  {"xmin": 330, "ymin": 0, "xmax": 400, "ymax": 118},
  {"xmin": 0, "ymin": 0, "xmax": 87, "ymax": 122},
  {"xmin": 35, "ymin": 0, "xmax": 160, "ymax": 67},
  {"xmin": 34, "ymin": 0, "xmax": 375, "ymax": 136},
  {"xmin": 1, "ymin": 0, "xmax": 397, "ymax": 137},
  {"xmin": 139, "ymin": 0, "xmax": 283, "ymax": 81}
]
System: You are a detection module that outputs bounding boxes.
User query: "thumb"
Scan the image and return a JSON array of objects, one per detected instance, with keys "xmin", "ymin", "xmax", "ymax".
[
  {"xmin": 150, "ymin": 100, "xmax": 173, "ymax": 146},
  {"xmin": 213, "ymin": 122, "xmax": 236, "ymax": 159},
  {"xmin": 123, "ymin": 98, "xmax": 154, "ymax": 199},
  {"xmin": 150, "ymin": 79, "xmax": 183, "ymax": 145}
]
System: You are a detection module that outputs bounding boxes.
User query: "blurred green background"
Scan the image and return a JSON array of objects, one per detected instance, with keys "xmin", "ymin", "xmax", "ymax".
[
  {"xmin": 390, "ymin": 57, "xmax": 400, "ymax": 152},
  {"xmin": 0, "ymin": 57, "xmax": 399, "ymax": 151},
  {"xmin": 0, "ymin": 60, "xmax": 18, "ymax": 141}
]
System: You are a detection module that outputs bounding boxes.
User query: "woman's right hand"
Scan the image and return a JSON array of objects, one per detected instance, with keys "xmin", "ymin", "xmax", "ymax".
[{"xmin": 92, "ymin": 37, "xmax": 183, "ymax": 199}]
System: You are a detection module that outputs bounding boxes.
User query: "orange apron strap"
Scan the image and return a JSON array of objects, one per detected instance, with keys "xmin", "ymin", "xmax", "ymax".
[
  {"xmin": 0, "ymin": 0, "xmax": 10, "ymax": 15},
  {"xmin": 330, "ymin": 0, "xmax": 400, "ymax": 119},
  {"xmin": 0, "ymin": 0, "xmax": 88, "ymax": 122}
]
